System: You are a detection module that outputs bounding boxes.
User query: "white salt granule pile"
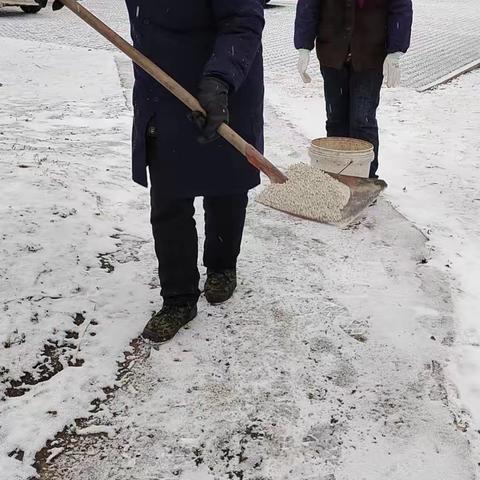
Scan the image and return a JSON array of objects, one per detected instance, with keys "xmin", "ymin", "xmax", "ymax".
[{"xmin": 257, "ymin": 163, "xmax": 351, "ymax": 223}]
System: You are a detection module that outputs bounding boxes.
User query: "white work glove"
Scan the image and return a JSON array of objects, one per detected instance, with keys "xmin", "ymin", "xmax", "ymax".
[
  {"xmin": 297, "ymin": 49, "xmax": 312, "ymax": 84},
  {"xmin": 383, "ymin": 52, "xmax": 403, "ymax": 88}
]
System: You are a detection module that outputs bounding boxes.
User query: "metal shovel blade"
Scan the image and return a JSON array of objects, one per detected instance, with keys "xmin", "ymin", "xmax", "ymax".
[{"xmin": 328, "ymin": 174, "xmax": 387, "ymax": 227}]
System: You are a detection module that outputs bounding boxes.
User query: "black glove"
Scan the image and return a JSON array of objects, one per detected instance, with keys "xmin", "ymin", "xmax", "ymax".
[
  {"xmin": 190, "ymin": 76, "xmax": 229, "ymax": 144},
  {"xmin": 34, "ymin": 0, "xmax": 65, "ymax": 10}
]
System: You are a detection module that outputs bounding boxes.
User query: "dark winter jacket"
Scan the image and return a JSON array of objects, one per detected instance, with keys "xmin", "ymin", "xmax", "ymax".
[
  {"xmin": 125, "ymin": 0, "xmax": 265, "ymax": 196},
  {"xmin": 294, "ymin": 0, "xmax": 413, "ymax": 70}
]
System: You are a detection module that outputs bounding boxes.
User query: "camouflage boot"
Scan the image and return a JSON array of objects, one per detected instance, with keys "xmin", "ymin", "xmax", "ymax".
[
  {"xmin": 204, "ymin": 269, "xmax": 237, "ymax": 305},
  {"xmin": 142, "ymin": 303, "xmax": 197, "ymax": 343}
]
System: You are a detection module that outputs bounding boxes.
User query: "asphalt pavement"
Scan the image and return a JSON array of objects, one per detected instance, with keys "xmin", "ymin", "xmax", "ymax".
[{"xmin": 1, "ymin": 0, "xmax": 479, "ymax": 90}]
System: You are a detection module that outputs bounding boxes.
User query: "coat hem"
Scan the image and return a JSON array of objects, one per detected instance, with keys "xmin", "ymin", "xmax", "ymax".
[{"xmin": 134, "ymin": 176, "xmax": 261, "ymax": 198}]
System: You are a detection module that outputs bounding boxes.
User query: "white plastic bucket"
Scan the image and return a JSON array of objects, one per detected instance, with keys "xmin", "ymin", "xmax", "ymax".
[{"xmin": 308, "ymin": 137, "xmax": 374, "ymax": 178}]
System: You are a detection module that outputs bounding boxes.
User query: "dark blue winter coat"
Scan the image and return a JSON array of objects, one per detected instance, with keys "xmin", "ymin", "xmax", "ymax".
[
  {"xmin": 294, "ymin": 0, "xmax": 413, "ymax": 70},
  {"xmin": 125, "ymin": 0, "xmax": 265, "ymax": 196}
]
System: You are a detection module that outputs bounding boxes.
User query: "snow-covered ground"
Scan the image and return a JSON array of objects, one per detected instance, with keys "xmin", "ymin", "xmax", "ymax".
[
  {"xmin": 1, "ymin": 37, "xmax": 479, "ymax": 480},
  {"xmin": 0, "ymin": 38, "xmax": 154, "ymax": 479}
]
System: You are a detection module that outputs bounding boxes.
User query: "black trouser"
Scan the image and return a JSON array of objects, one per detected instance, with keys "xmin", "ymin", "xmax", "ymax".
[
  {"xmin": 150, "ymin": 192, "xmax": 249, "ymax": 305},
  {"xmin": 321, "ymin": 62, "xmax": 383, "ymax": 178}
]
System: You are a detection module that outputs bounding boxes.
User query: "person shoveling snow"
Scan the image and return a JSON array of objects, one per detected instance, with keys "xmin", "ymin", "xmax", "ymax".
[{"xmin": 37, "ymin": 0, "xmax": 399, "ymax": 343}]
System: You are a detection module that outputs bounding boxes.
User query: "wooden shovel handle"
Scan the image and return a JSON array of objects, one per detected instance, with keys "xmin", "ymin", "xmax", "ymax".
[{"xmin": 59, "ymin": 0, "xmax": 288, "ymax": 184}]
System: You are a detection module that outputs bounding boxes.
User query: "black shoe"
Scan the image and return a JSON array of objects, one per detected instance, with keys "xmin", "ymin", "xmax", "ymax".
[
  {"xmin": 142, "ymin": 303, "xmax": 197, "ymax": 343},
  {"xmin": 204, "ymin": 269, "xmax": 237, "ymax": 305}
]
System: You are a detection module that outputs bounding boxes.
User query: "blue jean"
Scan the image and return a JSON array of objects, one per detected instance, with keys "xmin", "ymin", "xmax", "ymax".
[{"xmin": 321, "ymin": 63, "xmax": 383, "ymax": 178}]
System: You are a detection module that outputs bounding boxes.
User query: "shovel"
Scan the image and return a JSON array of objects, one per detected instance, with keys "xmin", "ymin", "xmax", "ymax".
[{"xmin": 57, "ymin": 0, "xmax": 386, "ymax": 226}]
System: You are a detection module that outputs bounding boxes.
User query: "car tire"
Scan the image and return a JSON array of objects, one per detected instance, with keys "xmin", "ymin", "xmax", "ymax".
[{"xmin": 20, "ymin": 5, "xmax": 42, "ymax": 13}]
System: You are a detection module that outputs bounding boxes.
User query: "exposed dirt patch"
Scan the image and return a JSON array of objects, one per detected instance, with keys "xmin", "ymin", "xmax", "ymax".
[
  {"xmin": 1, "ymin": 312, "xmax": 93, "ymax": 399},
  {"xmin": 34, "ymin": 338, "xmax": 150, "ymax": 480}
]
